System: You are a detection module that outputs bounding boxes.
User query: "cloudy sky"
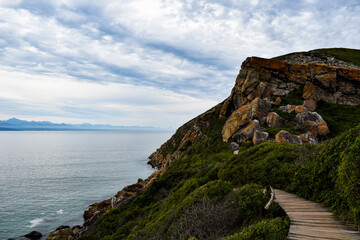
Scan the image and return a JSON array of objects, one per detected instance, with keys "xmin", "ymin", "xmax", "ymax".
[{"xmin": 0, "ymin": 0, "xmax": 359, "ymax": 128}]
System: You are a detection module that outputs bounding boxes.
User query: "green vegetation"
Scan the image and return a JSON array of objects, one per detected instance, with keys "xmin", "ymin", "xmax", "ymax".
[
  {"xmin": 316, "ymin": 100, "xmax": 360, "ymax": 136},
  {"xmin": 222, "ymin": 218, "xmax": 290, "ymax": 240},
  {"xmin": 291, "ymin": 125, "xmax": 360, "ymax": 226},
  {"xmin": 79, "ymin": 97, "xmax": 360, "ymax": 239},
  {"xmin": 315, "ymin": 48, "xmax": 360, "ymax": 67}
]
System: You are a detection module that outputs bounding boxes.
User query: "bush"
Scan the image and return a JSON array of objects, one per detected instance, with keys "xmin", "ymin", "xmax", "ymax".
[{"xmin": 222, "ymin": 217, "xmax": 289, "ymax": 240}]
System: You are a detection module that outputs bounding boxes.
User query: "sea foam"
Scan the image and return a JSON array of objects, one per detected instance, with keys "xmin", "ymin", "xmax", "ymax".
[
  {"xmin": 56, "ymin": 209, "xmax": 64, "ymax": 215},
  {"xmin": 28, "ymin": 218, "xmax": 44, "ymax": 228}
]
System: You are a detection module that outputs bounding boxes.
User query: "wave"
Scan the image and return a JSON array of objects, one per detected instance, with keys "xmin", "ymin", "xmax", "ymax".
[
  {"xmin": 28, "ymin": 218, "xmax": 44, "ymax": 228},
  {"xmin": 56, "ymin": 209, "xmax": 64, "ymax": 215}
]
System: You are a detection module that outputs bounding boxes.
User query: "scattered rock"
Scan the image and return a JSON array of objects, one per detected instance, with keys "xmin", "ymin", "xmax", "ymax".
[
  {"xmin": 275, "ymin": 130, "xmax": 302, "ymax": 144},
  {"xmin": 279, "ymin": 105, "xmax": 296, "ymax": 113},
  {"xmin": 56, "ymin": 226, "xmax": 70, "ymax": 231},
  {"xmin": 303, "ymin": 99, "xmax": 317, "ymax": 111},
  {"xmin": 23, "ymin": 231, "xmax": 42, "ymax": 239},
  {"xmin": 253, "ymin": 130, "xmax": 269, "ymax": 145},
  {"xmin": 299, "ymin": 133, "xmax": 317, "ymax": 144},
  {"xmin": 271, "ymin": 97, "xmax": 282, "ymax": 105},
  {"xmin": 266, "ymin": 112, "xmax": 286, "ymax": 127},
  {"xmin": 230, "ymin": 142, "xmax": 240, "ymax": 150},
  {"xmin": 233, "ymin": 150, "xmax": 239, "ymax": 155},
  {"xmin": 83, "ymin": 199, "xmax": 111, "ymax": 221},
  {"xmin": 232, "ymin": 120, "xmax": 261, "ymax": 143},
  {"xmin": 295, "ymin": 111, "xmax": 325, "ymax": 125},
  {"xmin": 295, "ymin": 105, "xmax": 307, "ymax": 113},
  {"xmin": 46, "ymin": 227, "xmax": 73, "ymax": 240}
]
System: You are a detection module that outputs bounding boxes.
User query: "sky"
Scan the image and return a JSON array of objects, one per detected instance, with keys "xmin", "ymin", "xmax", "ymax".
[{"xmin": 0, "ymin": 0, "xmax": 359, "ymax": 128}]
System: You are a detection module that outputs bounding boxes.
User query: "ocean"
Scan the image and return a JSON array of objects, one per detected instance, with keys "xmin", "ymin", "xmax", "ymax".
[{"xmin": 0, "ymin": 131, "xmax": 173, "ymax": 239}]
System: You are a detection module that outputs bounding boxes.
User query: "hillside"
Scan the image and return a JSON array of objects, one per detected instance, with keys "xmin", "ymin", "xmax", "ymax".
[{"xmin": 45, "ymin": 48, "xmax": 360, "ymax": 240}]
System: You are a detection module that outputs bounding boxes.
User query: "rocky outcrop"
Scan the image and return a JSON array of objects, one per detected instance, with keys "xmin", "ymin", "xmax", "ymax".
[
  {"xmin": 279, "ymin": 50, "xmax": 360, "ymax": 70},
  {"xmin": 222, "ymin": 98, "xmax": 271, "ymax": 142},
  {"xmin": 221, "ymin": 57, "xmax": 360, "ymax": 118},
  {"xmin": 148, "ymin": 103, "xmax": 223, "ymax": 169},
  {"xmin": 47, "ymin": 227, "xmax": 74, "ymax": 240},
  {"xmin": 23, "ymin": 231, "xmax": 42, "ymax": 239}
]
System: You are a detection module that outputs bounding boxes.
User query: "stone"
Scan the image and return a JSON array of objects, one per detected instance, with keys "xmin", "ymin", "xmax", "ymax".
[
  {"xmin": 299, "ymin": 133, "xmax": 317, "ymax": 144},
  {"xmin": 318, "ymin": 123, "xmax": 330, "ymax": 136},
  {"xmin": 266, "ymin": 112, "xmax": 286, "ymax": 127},
  {"xmin": 272, "ymin": 89, "xmax": 290, "ymax": 96},
  {"xmin": 232, "ymin": 120, "xmax": 261, "ymax": 143},
  {"xmin": 46, "ymin": 228, "xmax": 73, "ymax": 240},
  {"xmin": 241, "ymin": 69, "xmax": 260, "ymax": 95},
  {"xmin": 72, "ymin": 226, "xmax": 81, "ymax": 235},
  {"xmin": 253, "ymin": 130, "xmax": 269, "ymax": 145},
  {"xmin": 233, "ymin": 150, "xmax": 239, "ymax": 155},
  {"xmin": 222, "ymin": 98, "xmax": 271, "ymax": 142},
  {"xmin": 230, "ymin": 142, "xmax": 240, "ymax": 150},
  {"xmin": 271, "ymin": 97, "xmax": 281, "ymax": 105},
  {"xmin": 56, "ymin": 226, "xmax": 70, "ymax": 231},
  {"xmin": 295, "ymin": 111, "xmax": 330, "ymax": 138},
  {"xmin": 295, "ymin": 105, "xmax": 308, "ymax": 113},
  {"xmin": 279, "ymin": 105, "xmax": 296, "ymax": 113},
  {"xmin": 23, "ymin": 231, "xmax": 42, "ymax": 239},
  {"xmin": 275, "ymin": 130, "xmax": 302, "ymax": 144},
  {"xmin": 302, "ymin": 83, "xmax": 316, "ymax": 100},
  {"xmin": 303, "ymin": 99, "xmax": 317, "ymax": 111},
  {"xmin": 83, "ymin": 199, "xmax": 111, "ymax": 221},
  {"xmin": 295, "ymin": 111, "xmax": 324, "ymax": 125}
]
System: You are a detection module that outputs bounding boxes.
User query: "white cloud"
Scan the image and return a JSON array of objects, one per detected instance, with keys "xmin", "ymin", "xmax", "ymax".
[{"xmin": 0, "ymin": 0, "xmax": 359, "ymax": 127}]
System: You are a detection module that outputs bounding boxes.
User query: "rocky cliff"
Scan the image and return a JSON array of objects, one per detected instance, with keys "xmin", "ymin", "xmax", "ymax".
[{"xmin": 149, "ymin": 51, "xmax": 360, "ymax": 170}]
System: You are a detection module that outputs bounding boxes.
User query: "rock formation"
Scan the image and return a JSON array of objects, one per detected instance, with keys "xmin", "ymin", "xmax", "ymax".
[{"xmin": 219, "ymin": 56, "xmax": 360, "ymax": 145}]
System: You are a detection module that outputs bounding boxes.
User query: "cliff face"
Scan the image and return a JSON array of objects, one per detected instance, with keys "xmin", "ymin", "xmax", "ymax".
[
  {"xmin": 220, "ymin": 57, "xmax": 360, "ymax": 119},
  {"xmin": 149, "ymin": 54, "xmax": 360, "ymax": 170}
]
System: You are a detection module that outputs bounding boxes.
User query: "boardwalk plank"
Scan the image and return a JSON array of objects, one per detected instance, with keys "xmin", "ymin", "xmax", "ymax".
[{"xmin": 274, "ymin": 189, "xmax": 360, "ymax": 240}]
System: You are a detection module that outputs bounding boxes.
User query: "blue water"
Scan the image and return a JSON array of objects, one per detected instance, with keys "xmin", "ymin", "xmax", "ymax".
[{"xmin": 0, "ymin": 131, "xmax": 172, "ymax": 239}]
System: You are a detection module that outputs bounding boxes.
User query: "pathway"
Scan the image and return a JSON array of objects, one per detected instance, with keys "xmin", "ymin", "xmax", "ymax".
[{"xmin": 274, "ymin": 189, "xmax": 360, "ymax": 240}]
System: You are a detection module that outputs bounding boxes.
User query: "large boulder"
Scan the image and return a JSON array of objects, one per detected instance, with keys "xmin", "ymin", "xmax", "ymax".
[
  {"xmin": 46, "ymin": 227, "xmax": 73, "ymax": 240},
  {"xmin": 232, "ymin": 120, "xmax": 261, "ymax": 142},
  {"xmin": 23, "ymin": 231, "xmax": 42, "ymax": 239},
  {"xmin": 295, "ymin": 111, "xmax": 330, "ymax": 138},
  {"xmin": 222, "ymin": 97, "xmax": 271, "ymax": 142},
  {"xmin": 275, "ymin": 130, "xmax": 302, "ymax": 144},
  {"xmin": 266, "ymin": 112, "xmax": 286, "ymax": 128},
  {"xmin": 253, "ymin": 130, "xmax": 269, "ymax": 145}
]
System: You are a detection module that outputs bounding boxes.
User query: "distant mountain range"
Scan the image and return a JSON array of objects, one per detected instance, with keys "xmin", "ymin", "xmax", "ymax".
[{"xmin": 0, "ymin": 118, "xmax": 169, "ymax": 131}]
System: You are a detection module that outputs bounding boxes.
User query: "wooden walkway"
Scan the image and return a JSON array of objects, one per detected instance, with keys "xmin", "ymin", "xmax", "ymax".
[{"xmin": 274, "ymin": 189, "xmax": 360, "ymax": 240}]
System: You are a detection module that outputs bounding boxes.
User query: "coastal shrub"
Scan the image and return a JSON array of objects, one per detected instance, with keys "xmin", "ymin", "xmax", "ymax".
[
  {"xmin": 218, "ymin": 142, "xmax": 314, "ymax": 189},
  {"xmin": 316, "ymin": 100, "xmax": 360, "ymax": 137},
  {"xmin": 221, "ymin": 217, "xmax": 290, "ymax": 240},
  {"xmin": 169, "ymin": 195, "xmax": 239, "ymax": 240},
  {"xmin": 234, "ymin": 184, "xmax": 268, "ymax": 224},
  {"xmin": 292, "ymin": 125, "xmax": 360, "ymax": 227}
]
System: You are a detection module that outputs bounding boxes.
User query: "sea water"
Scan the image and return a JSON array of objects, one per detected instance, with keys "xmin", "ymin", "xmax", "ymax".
[{"xmin": 0, "ymin": 131, "xmax": 173, "ymax": 239}]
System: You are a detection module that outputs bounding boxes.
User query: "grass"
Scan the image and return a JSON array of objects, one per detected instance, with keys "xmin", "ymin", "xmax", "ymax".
[
  {"xmin": 314, "ymin": 48, "xmax": 360, "ymax": 67},
  {"xmin": 272, "ymin": 47, "xmax": 360, "ymax": 67}
]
